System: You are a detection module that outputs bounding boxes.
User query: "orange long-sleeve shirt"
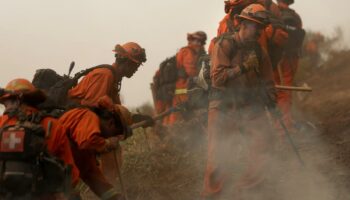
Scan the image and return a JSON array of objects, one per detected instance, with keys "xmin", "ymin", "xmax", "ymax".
[
  {"xmin": 69, "ymin": 66, "xmax": 122, "ymax": 106},
  {"xmin": 211, "ymin": 33, "xmax": 276, "ymax": 105},
  {"xmin": 175, "ymin": 46, "xmax": 202, "ymax": 90},
  {"xmin": 0, "ymin": 106, "xmax": 80, "ymax": 186}
]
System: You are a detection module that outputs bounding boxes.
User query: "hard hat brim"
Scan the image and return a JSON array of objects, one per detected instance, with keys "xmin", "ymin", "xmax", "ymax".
[
  {"xmin": 113, "ymin": 45, "xmax": 143, "ymax": 64},
  {"xmin": 237, "ymin": 15, "xmax": 264, "ymax": 25},
  {"xmin": 0, "ymin": 89, "xmax": 47, "ymax": 106}
]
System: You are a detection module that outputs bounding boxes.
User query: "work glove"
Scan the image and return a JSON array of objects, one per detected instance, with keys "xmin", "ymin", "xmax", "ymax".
[
  {"xmin": 187, "ymin": 77, "xmax": 197, "ymax": 89},
  {"xmin": 132, "ymin": 114, "xmax": 155, "ymax": 128},
  {"xmin": 240, "ymin": 51, "xmax": 259, "ymax": 74},
  {"xmin": 103, "ymin": 136, "xmax": 123, "ymax": 152}
]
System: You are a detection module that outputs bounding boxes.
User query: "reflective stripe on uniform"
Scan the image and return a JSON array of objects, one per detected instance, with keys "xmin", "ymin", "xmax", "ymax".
[
  {"xmin": 73, "ymin": 179, "xmax": 89, "ymax": 194},
  {"xmin": 100, "ymin": 188, "xmax": 119, "ymax": 200},
  {"xmin": 175, "ymin": 89, "xmax": 188, "ymax": 95}
]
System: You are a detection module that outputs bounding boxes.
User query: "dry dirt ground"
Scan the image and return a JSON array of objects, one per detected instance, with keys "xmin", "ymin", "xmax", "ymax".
[{"xmin": 84, "ymin": 50, "xmax": 350, "ymax": 200}]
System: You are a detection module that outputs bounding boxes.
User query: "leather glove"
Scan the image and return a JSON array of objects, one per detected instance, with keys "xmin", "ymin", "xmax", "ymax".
[
  {"xmin": 132, "ymin": 114, "xmax": 155, "ymax": 128},
  {"xmin": 104, "ymin": 136, "xmax": 123, "ymax": 152},
  {"xmin": 240, "ymin": 51, "xmax": 259, "ymax": 74},
  {"xmin": 187, "ymin": 77, "xmax": 197, "ymax": 89}
]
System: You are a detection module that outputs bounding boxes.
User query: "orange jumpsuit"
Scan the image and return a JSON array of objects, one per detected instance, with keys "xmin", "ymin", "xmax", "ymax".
[
  {"xmin": 68, "ymin": 64, "xmax": 128, "ymax": 196},
  {"xmin": 168, "ymin": 46, "xmax": 203, "ymax": 124},
  {"xmin": 274, "ymin": 4, "xmax": 303, "ymax": 130},
  {"xmin": 59, "ymin": 108, "xmax": 121, "ymax": 200},
  {"xmin": 0, "ymin": 106, "xmax": 80, "ymax": 199},
  {"xmin": 153, "ymin": 70, "xmax": 164, "ymax": 114},
  {"xmin": 202, "ymin": 33, "xmax": 276, "ymax": 199},
  {"xmin": 69, "ymin": 65, "xmax": 122, "ymax": 106}
]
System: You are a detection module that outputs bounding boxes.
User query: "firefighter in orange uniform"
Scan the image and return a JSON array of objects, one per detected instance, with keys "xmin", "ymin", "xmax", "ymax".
[
  {"xmin": 275, "ymin": 0, "xmax": 304, "ymax": 130},
  {"xmin": 0, "ymin": 79, "xmax": 80, "ymax": 200},
  {"xmin": 304, "ymin": 32, "xmax": 324, "ymax": 67},
  {"xmin": 59, "ymin": 96, "xmax": 133, "ymax": 200},
  {"xmin": 68, "ymin": 42, "xmax": 153, "ymax": 192},
  {"xmin": 69, "ymin": 42, "xmax": 147, "ymax": 106},
  {"xmin": 202, "ymin": 4, "xmax": 276, "ymax": 199},
  {"xmin": 169, "ymin": 31, "xmax": 207, "ymax": 124}
]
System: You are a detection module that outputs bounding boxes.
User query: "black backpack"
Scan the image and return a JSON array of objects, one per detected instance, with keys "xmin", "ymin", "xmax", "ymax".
[
  {"xmin": 157, "ymin": 56, "xmax": 178, "ymax": 103},
  {"xmin": 280, "ymin": 8, "xmax": 306, "ymax": 55},
  {"xmin": 32, "ymin": 63, "xmax": 115, "ymax": 111},
  {"xmin": 0, "ymin": 111, "xmax": 71, "ymax": 198}
]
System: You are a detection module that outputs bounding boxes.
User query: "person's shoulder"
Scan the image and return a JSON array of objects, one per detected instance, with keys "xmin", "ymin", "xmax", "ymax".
[
  {"xmin": 219, "ymin": 14, "xmax": 231, "ymax": 24},
  {"xmin": 63, "ymin": 107, "xmax": 98, "ymax": 120},
  {"xmin": 91, "ymin": 67, "xmax": 114, "ymax": 75},
  {"xmin": 177, "ymin": 46, "xmax": 194, "ymax": 58},
  {"xmin": 215, "ymin": 32, "xmax": 237, "ymax": 48},
  {"xmin": 0, "ymin": 115, "xmax": 9, "ymax": 126},
  {"xmin": 178, "ymin": 46, "xmax": 192, "ymax": 53}
]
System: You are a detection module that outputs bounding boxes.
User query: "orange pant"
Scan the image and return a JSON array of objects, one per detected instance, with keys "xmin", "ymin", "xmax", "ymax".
[
  {"xmin": 161, "ymin": 102, "xmax": 173, "ymax": 126},
  {"xmin": 202, "ymin": 102, "xmax": 274, "ymax": 199},
  {"xmin": 274, "ymin": 56, "xmax": 299, "ymax": 130},
  {"xmin": 155, "ymin": 100, "xmax": 170, "ymax": 126}
]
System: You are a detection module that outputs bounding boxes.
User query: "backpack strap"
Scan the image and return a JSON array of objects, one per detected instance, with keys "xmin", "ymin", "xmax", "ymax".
[
  {"xmin": 214, "ymin": 33, "xmax": 239, "ymax": 58},
  {"xmin": 72, "ymin": 64, "xmax": 116, "ymax": 82},
  {"xmin": 73, "ymin": 64, "xmax": 122, "ymax": 96},
  {"xmin": 265, "ymin": 0, "xmax": 272, "ymax": 11}
]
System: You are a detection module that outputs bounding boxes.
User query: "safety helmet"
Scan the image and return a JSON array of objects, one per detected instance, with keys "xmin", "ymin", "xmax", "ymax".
[
  {"xmin": 224, "ymin": 0, "xmax": 256, "ymax": 14},
  {"xmin": 313, "ymin": 32, "xmax": 325, "ymax": 43},
  {"xmin": 237, "ymin": 4, "xmax": 268, "ymax": 25},
  {"xmin": 278, "ymin": 0, "xmax": 294, "ymax": 5},
  {"xmin": 0, "ymin": 78, "xmax": 46, "ymax": 105},
  {"xmin": 187, "ymin": 31, "xmax": 207, "ymax": 45},
  {"xmin": 97, "ymin": 96, "xmax": 133, "ymax": 137},
  {"xmin": 113, "ymin": 42, "xmax": 147, "ymax": 64}
]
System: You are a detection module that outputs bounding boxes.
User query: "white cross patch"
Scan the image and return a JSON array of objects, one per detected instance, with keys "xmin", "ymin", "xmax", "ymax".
[
  {"xmin": 3, "ymin": 133, "xmax": 22, "ymax": 149},
  {"xmin": 1, "ymin": 130, "xmax": 25, "ymax": 152}
]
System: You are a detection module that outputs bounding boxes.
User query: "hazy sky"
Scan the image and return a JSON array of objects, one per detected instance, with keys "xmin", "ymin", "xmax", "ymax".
[{"xmin": 1, "ymin": 0, "xmax": 349, "ymax": 107}]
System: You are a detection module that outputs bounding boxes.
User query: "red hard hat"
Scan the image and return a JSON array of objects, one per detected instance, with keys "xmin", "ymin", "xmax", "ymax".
[
  {"xmin": 278, "ymin": 0, "xmax": 294, "ymax": 5},
  {"xmin": 113, "ymin": 42, "xmax": 147, "ymax": 64},
  {"xmin": 0, "ymin": 78, "xmax": 46, "ymax": 105},
  {"xmin": 224, "ymin": 0, "xmax": 256, "ymax": 14},
  {"xmin": 237, "ymin": 4, "xmax": 268, "ymax": 25},
  {"xmin": 187, "ymin": 31, "xmax": 207, "ymax": 44}
]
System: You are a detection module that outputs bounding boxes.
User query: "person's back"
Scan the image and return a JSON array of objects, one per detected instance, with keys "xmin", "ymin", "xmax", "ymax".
[
  {"xmin": 59, "ymin": 97, "xmax": 132, "ymax": 200},
  {"xmin": 69, "ymin": 42, "xmax": 147, "ymax": 107},
  {"xmin": 0, "ymin": 79, "xmax": 80, "ymax": 200},
  {"xmin": 275, "ymin": 0, "xmax": 305, "ymax": 130},
  {"xmin": 69, "ymin": 67, "xmax": 120, "ymax": 106}
]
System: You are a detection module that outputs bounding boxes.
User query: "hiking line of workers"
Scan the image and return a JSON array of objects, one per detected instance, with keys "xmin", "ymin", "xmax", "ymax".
[
  {"xmin": 152, "ymin": 0, "xmax": 305, "ymax": 199},
  {"xmin": 0, "ymin": 0, "xmax": 305, "ymax": 199}
]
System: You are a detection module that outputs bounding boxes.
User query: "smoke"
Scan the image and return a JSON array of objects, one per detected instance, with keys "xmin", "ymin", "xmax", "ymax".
[
  {"xmin": 262, "ymin": 125, "xmax": 342, "ymax": 200},
  {"xmin": 195, "ymin": 101, "xmax": 349, "ymax": 200}
]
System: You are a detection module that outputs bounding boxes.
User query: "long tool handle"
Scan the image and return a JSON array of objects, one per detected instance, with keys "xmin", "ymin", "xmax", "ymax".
[
  {"xmin": 278, "ymin": 118, "xmax": 305, "ymax": 167},
  {"xmin": 275, "ymin": 85, "xmax": 313, "ymax": 92},
  {"xmin": 113, "ymin": 150, "xmax": 129, "ymax": 200},
  {"xmin": 130, "ymin": 106, "xmax": 178, "ymax": 129}
]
